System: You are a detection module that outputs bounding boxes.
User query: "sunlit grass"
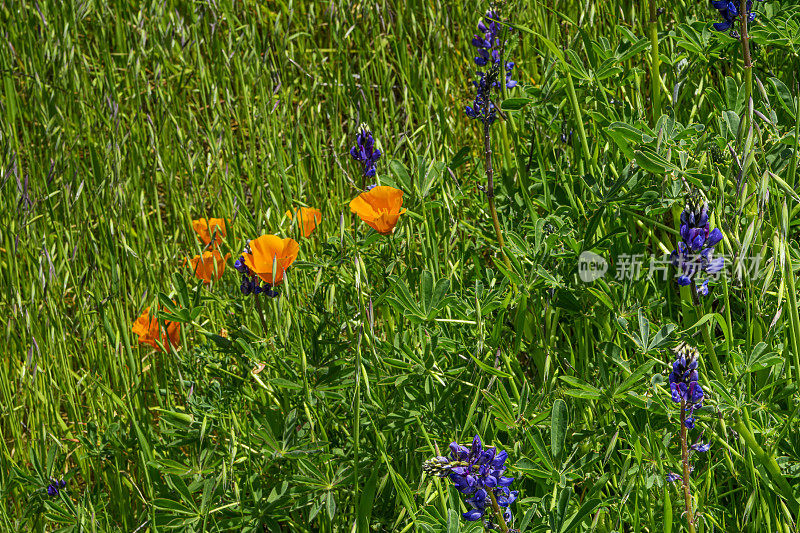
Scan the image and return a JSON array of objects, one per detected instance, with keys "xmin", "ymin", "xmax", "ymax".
[{"xmin": 1, "ymin": 0, "xmax": 800, "ymax": 531}]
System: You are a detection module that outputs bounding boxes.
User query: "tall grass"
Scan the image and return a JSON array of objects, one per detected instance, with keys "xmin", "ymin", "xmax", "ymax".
[{"xmin": 1, "ymin": 0, "xmax": 799, "ymax": 531}]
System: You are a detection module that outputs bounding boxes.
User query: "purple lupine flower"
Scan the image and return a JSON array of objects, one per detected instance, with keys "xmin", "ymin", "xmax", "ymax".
[
  {"xmin": 465, "ymin": 71, "xmax": 498, "ymax": 125},
  {"xmin": 234, "ymin": 252, "xmax": 280, "ymax": 298},
  {"xmin": 233, "ymin": 256, "xmax": 249, "ymax": 274},
  {"xmin": 710, "ymin": 0, "xmax": 763, "ymax": 33},
  {"xmin": 466, "ymin": 10, "xmax": 517, "ymax": 126},
  {"xmin": 349, "ymin": 125, "xmax": 381, "ymax": 178},
  {"xmin": 668, "ymin": 344, "xmax": 705, "ymax": 428},
  {"xmin": 666, "ymin": 472, "xmax": 682, "ymax": 483},
  {"xmin": 470, "ymin": 11, "xmax": 517, "ymax": 89},
  {"xmin": 423, "ymin": 435, "xmax": 517, "ymax": 528},
  {"xmin": 670, "ymin": 198, "xmax": 724, "ymax": 294},
  {"xmin": 691, "ymin": 442, "xmax": 711, "ymax": 453},
  {"xmin": 47, "ymin": 479, "xmax": 67, "ymax": 497}
]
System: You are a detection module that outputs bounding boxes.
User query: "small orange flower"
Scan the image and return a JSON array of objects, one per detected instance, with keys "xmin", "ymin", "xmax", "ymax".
[
  {"xmin": 286, "ymin": 207, "xmax": 322, "ymax": 238},
  {"xmin": 349, "ymin": 186, "xmax": 406, "ymax": 235},
  {"xmin": 192, "ymin": 218, "xmax": 227, "ymax": 247},
  {"xmin": 132, "ymin": 307, "xmax": 181, "ymax": 351},
  {"xmin": 188, "ymin": 250, "xmax": 230, "ymax": 283},
  {"xmin": 242, "ymin": 235, "xmax": 299, "ymax": 284}
]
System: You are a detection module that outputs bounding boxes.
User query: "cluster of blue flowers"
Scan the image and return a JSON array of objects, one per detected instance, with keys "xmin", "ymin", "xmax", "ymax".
[
  {"xmin": 670, "ymin": 199, "xmax": 724, "ymax": 295},
  {"xmin": 710, "ymin": 0, "xmax": 764, "ymax": 33},
  {"xmin": 668, "ymin": 344, "xmax": 705, "ymax": 429},
  {"xmin": 465, "ymin": 11, "xmax": 518, "ymax": 126},
  {"xmin": 47, "ymin": 479, "xmax": 66, "ymax": 497},
  {"xmin": 423, "ymin": 435, "xmax": 517, "ymax": 529},
  {"xmin": 233, "ymin": 255, "xmax": 279, "ymax": 298},
  {"xmin": 666, "ymin": 344, "xmax": 710, "ymax": 483},
  {"xmin": 350, "ymin": 125, "xmax": 381, "ymax": 178}
]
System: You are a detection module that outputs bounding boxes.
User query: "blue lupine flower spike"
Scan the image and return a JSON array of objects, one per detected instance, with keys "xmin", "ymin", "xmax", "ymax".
[
  {"xmin": 423, "ymin": 435, "xmax": 517, "ymax": 530},
  {"xmin": 233, "ymin": 249, "xmax": 280, "ymax": 299},
  {"xmin": 668, "ymin": 343, "xmax": 706, "ymax": 431},
  {"xmin": 349, "ymin": 125, "xmax": 381, "ymax": 178},
  {"xmin": 670, "ymin": 196, "xmax": 724, "ymax": 295},
  {"xmin": 711, "ymin": 0, "xmax": 765, "ymax": 34},
  {"xmin": 466, "ymin": 10, "xmax": 517, "ymax": 126},
  {"xmin": 47, "ymin": 479, "xmax": 67, "ymax": 497}
]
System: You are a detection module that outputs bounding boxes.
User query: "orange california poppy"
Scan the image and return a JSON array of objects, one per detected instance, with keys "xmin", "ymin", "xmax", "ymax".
[
  {"xmin": 349, "ymin": 186, "xmax": 406, "ymax": 235},
  {"xmin": 241, "ymin": 235, "xmax": 299, "ymax": 285},
  {"xmin": 132, "ymin": 307, "xmax": 181, "ymax": 351},
  {"xmin": 286, "ymin": 207, "xmax": 322, "ymax": 238},
  {"xmin": 188, "ymin": 250, "xmax": 230, "ymax": 283},
  {"xmin": 192, "ymin": 218, "xmax": 227, "ymax": 247}
]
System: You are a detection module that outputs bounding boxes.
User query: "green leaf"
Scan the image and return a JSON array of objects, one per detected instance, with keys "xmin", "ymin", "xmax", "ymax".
[
  {"xmin": 152, "ymin": 498, "xmax": 194, "ymax": 515},
  {"xmin": 769, "ymin": 77, "xmax": 796, "ymax": 119},
  {"xmin": 551, "ymin": 399, "xmax": 568, "ymax": 460},
  {"xmin": 649, "ymin": 323, "xmax": 677, "ymax": 352},
  {"xmin": 420, "ymin": 271, "xmax": 434, "ymax": 314},
  {"xmin": 447, "ymin": 509, "xmax": 460, "ymax": 533},
  {"xmin": 270, "ymin": 378, "xmax": 304, "ymax": 390},
  {"xmin": 469, "ymin": 352, "xmax": 512, "ymax": 379},
  {"xmin": 581, "ymin": 207, "xmax": 605, "ymax": 252},
  {"xmin": 559, "ymin": 376, "xmax": 602, "ymax": 399},
  {"xmin": 664, "ymin": 481, "xmax": 673, "ymax": 533},
  {"xmin": 357, "ymin": 469, "xmax": 380, "ymax": 532},
  {"xmin": 449, "ymin": 147, "xmax": 471, "ymax": 170},
  {"xmin": 638, "ymin": 308, "xmax": 650, "ymax": 351},
  {"xmin": 615, "ymin": 360, "xmax": 657, "ymax": 397},
  {"xmin": 421, "ymin": 160, "xmax": 445, "ymax": 198},
  {"xmin": 559, "ymin": 498, "xmax": 602, "ymax": 533},
  {"xmin": 722, "ymin": 110, "xmax": 739, "ymax": 140},
  {"xmin": 389, "ymin": 160, "xmax": 412, "ymax": 192},
  {"xmin": 501, "ymin": 97, "xmax": 534, "ymax": 110},
  {"xmin": 326, "ymin": 492, "xmax": 336, "ymax": 521},
  {"xmin": 634, "ymin": 148, "xmax": 676, "ymax": 174}
]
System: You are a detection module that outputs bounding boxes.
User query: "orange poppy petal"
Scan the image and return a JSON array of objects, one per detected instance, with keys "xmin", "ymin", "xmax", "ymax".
[
  {"xmin": 192, "ymin": 218, "xmax": 227, "ymax": 247},
  {"xmin": 189, "ymin": 250, "xmax": 228, "ymax": 283},
  {"xmin": 132, "ymin": 307, "xmax": 181, "ymax": 351},
  {"xmin": 367, "ymin": 186, "xmax": 404, "ymax": 211},
  {"xmin": 300, "ymin": 207, "xmax": 322, "ymax": 238},
  {"xmin": 350, "ymin": 196, "xmax": 379, "ymax": 219},
  {"xmin": 243, "ymin": 235, "xmax": 299, "ymax": 284},
  {"xmin": 350, "ymin": 187, "xmax": 404, "ymax": 234}
]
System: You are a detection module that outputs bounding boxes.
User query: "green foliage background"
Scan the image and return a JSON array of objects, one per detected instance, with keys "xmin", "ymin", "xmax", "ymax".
[{"xmin": 1, "ymin": 0, "xmax": 800, "ymax": 531}]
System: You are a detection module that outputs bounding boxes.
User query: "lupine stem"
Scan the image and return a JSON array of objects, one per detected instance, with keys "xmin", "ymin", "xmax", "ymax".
[
  {"xmin": 739, "ymin": 0, "xmax": 753, "ymax": 115},
  {"xmin": 679, "ymin": 401, "xmax": 696, "ymax": 533},
  {"xmin": 488, "ymin": 490, "xmax": 510, "ymax": 533},
  {"xmin": 484, "ymin": 120, "xmax": 512, "ymax": 270}
]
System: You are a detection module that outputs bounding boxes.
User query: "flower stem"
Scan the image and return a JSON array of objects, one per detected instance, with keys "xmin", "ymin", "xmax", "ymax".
[
  {"xmin": 253, "ymin": 291, "xmax": 270, "ymax": 336},
  {"xmin": 679, "ymin": 401, "xmax": 696, "ymax": 533},
  {"xmin": 739, "ymin": 0, "xmax": 753, "ymax": 103},
  {"xmin": 488, "ymin": 490, "xmax": 510, "ymax": 533},
  {"xmin": 483, "ymin": 120, "xmax": 512, "ymax": 270}
]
